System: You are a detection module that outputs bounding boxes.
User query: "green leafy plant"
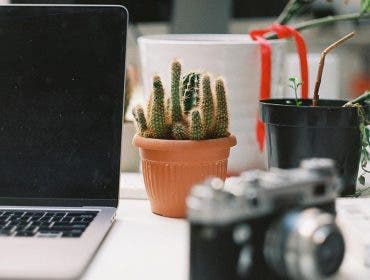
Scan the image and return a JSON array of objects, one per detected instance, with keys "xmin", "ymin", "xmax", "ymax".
[
  {"xmin": 361, "ymin": 0, "xmax": 370, "ymax": 14},
  {"xmin": 288, "ymin": 77, "xmax": 303, "ymax": 106},
  {"xmin": 133, "ymin": 60, "xmax": 230, "ymax": 140},
  {"xmin": 343, "ymin": 90, "xmax": 370, "ymax": 194},
  {"xmin": 265, "ymin": 0, "xmax": 370, "ymax": 40}
]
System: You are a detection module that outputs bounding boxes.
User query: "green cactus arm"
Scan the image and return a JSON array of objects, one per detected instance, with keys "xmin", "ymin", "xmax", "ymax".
[
  {"xmin": 189, "ymin": 109, "xmax": 205, "ymax": 140},
  {"xmin": 172, "ymin": 122, "xmax": 189, "ymax": 140},
  {"xmin": 182, "ymin": 72, "xmax": 201, "ymax": 114},
  {"xmin": 200, "ymin": 74, "xmax": 215, "ymax": 137},
  {"xmin": 132, "ymin": 105, "xmax": 148, "ymax": 136},
  {"xmin": 165, "ymin": 95, "xmax": 172, "ymax": 125},
  {"xmin": 149, "ymin": 75, "xmax": 167, "ymax": 139},
  {"xmin": 146, "ymin": 90, "xmax": 153, "ymax": 121},
  {"xmin": 170, "ymin": 60, "xmax": 183, "ymax": 123},
  {"xmin": 214, "ymin": 78, "xmax": 229, "ymax": 138}
]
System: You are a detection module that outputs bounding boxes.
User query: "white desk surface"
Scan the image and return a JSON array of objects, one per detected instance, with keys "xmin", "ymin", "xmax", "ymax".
[
  {"xmin": 82, "ymin": 198, "xmax": 370, "ymax": 280},
  {"xmin": 83, "ymin": 199, "xmax": 188, "ymax": 280}
]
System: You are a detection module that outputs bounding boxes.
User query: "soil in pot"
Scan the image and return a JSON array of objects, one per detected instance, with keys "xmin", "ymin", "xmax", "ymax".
[
  {"xmin": 133, "ymin": 134, "xmax": 237, "ymax": 218},
  {"xmin": 260, "ymin": 98, "xmax": 365, "ymax": 196}
]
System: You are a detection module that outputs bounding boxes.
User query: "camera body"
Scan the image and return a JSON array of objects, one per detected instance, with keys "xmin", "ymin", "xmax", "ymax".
[{"xmin": 187, "ymin": 158, "xmax": 345, "ymax": 280}]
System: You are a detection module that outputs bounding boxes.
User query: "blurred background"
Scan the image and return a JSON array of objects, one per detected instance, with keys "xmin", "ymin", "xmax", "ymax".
[
  {"xmin": 5, "ymin": 0, "xmax": 369, "ymax": 174},
  {"xmin": 8, "ymin": 0, "xmax": 369, "ymax": 101}
]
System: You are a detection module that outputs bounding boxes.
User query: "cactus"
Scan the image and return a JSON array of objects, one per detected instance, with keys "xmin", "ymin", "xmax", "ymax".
[
  {"xmin": 132, "ymin": 105, "xmax": 148, "ymax": 136},
  {"xmin": 182, "ymin": 72, "xmax": 200, "ymax": 114},
  {"xmin": 133, "ymin": 60, "xmax": 230, "ymax": 141},
  {"xmin": 200, "ymin": 74, "xmax": 214, "ymax": 137},
  {"xmin": 148, "ymin": 75, "xmax": 167, "ymax": 139},
  {"xmin": 172, "ymin": 122, "xmax": 189, "ymax": 140},
  {"xmin": 214, "ymin": 78, "xmax": 229, "ymax": 138},
  {"xmin": 171, "ymin": 60, "xmax": 183, "ymax": 123},
  {"xmin": 189, "ymin": 109, "xmax": 204, "ymax": 140}
]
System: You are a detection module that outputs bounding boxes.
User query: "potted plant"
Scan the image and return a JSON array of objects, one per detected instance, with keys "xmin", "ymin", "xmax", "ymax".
[
  {"xmin": 138, "ymin": 1, "xmax": 370, "ymax": 174},
  {"xmin": 120, "ymin": 66, "xmax": 140, "ymax": 172},
  {"xmin": 260, "ymin": 32, "xmax": 370, "ymax": 196},
  {"xmin": 132, "ymin": 60, "xmax": 236, "ymax": 218}
]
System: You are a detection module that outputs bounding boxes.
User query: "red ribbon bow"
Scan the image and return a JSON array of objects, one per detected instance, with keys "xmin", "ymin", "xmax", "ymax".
[{"xmin": 249, "ymin": 23, "xmax": 308, "ymax": 151}]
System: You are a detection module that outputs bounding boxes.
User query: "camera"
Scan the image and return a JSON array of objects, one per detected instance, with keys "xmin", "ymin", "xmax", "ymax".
[{"xmin": 187, "ymin": 158, "xmax": 345, "ymax": 280}]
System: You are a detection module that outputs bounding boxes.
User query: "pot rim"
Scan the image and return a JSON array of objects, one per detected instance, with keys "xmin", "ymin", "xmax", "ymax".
[
  {"xmin": 259, "ymin": 98, "xmax": 364, "ymax": 110},
  {"xmin": 133, "ymin": 134, "xmax": 237, "ymax": 151},
  {"xmin": 259, "ymin": 98, "xmax": 364, "ymax": 127},
  {"xmin": 138, "ymin": 34, "xmax": 286, "ymax": 46}
]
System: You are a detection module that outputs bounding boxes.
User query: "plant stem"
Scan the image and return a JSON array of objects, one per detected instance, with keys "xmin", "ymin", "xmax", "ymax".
[
  {"xmin": 294, "ymin": 12, "xmax": 369, "ymax": 32},
  {"xmin": 265, "ymin": 12, "xmax": 369, "ymax": 40},
  {"xmin": 312, "ymin": 32, "xmax": 356, "ymax": 106},
  {"xmin": 343, "ymin": 90, "xmax": 370, "ymax": 107},
  {"xmin": 276, "ymin": 0, "xmax": 315, "ymax": 25}
]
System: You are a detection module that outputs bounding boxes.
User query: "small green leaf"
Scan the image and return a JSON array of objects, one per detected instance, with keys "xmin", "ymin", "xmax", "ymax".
[
  {"xmin": 288, "ymin": 77, "xmax": 296, "ymax": 82},
  {"xmin": 361, "ymin": 0, "xmax": 370, "ymax": 13},
  {"xmin": 359, "ymin": 174, "xmax": 366, "ymax": 185},
  {"xmin": 365, "ymin": 127, "xmax": 370, "ymax": 138}
]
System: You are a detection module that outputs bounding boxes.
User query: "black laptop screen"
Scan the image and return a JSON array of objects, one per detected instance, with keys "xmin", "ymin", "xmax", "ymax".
[{"xmin": 0, "ymin": 6, "xmax": 126, "ymax": 201}]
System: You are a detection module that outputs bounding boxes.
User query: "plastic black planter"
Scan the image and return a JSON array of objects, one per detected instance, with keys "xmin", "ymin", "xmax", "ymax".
[{"xmin": 260, "ymin": 99, "xmax": 364, "ymax": 196}]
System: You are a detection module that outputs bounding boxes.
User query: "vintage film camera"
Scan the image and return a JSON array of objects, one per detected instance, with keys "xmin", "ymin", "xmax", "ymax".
[{"xmin": 187, "ymin": 158, "xmax": 345, "ymax": 280}]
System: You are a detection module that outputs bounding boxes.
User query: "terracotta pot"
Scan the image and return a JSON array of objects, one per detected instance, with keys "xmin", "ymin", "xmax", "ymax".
[{"xmin": 133, "ymin": 134, "xmax": 237, "ymax": 218}]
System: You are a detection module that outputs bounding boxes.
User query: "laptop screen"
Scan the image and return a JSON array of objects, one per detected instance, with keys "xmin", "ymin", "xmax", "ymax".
[{"xmin": 0, "ymin": 5, "xmax": 126, "ymax": 202}]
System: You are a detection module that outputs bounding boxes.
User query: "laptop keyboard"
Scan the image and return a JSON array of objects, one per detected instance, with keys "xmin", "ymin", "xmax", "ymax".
[{"xmin": 0, "ymin": 210, "xmax": 98, "ymax": 238}]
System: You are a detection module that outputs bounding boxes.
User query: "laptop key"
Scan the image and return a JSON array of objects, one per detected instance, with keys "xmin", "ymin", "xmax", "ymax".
[
  {"xmin": 53, "ymin": 222, "xmax": 73, "ymax": 227},
  {"xmin": 15, "ymin": 231, "xmax": 36, "ymax": 237},
  {"xmin": 36, "ymin": 232, "xmax": 62, "ymax": 238},
  {"xmin": 52, "ymin": 225, "xmax": 87, "ymax": 231},
  {"xmin": 62, "ymin": 230, "xmax": 83, "ymax": 238},
  {"xmin": 0, "ymin": 230, "xmax": 13, "ymax": 236},
  {"xmin": 2, "ymin": 226, "xmax": 16, "ymax": 232},
  {"xmin": 39, "ymin": 217, "xmax": 53, "ymax": 223}
]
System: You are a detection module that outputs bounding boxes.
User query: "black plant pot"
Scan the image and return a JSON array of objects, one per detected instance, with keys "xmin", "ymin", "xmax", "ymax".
[{"xmin": 260, "ymin": 99, "xmax": 365, "ymax": 196}]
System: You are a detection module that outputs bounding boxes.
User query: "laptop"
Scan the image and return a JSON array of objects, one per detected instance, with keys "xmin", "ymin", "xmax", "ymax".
[{"xmin": 0, "ymin": 4, "xmax": 127, "ymax": 279}]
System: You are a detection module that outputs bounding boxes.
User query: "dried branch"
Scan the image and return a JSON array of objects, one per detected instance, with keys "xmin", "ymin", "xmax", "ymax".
[
  {"xmin": 343, "ymin": 90, "xmax": 370, "ymax": 107},
  {"xmin": 312, "ymin": 32, "xmax": 356, "ymax": 106}
]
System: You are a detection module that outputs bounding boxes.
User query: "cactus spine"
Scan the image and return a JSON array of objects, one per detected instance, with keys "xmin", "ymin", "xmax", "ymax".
[
  {"xmin": 200, "ymin": 74, "xmax": 214, "ymax": 137},
  {"xmin": 171, "ymin": 60, "xmax": 183, "ymax": 123},
  {"xmin": 214, "ymin": 78, "xmax": 229, "ymax": 138},
  {"xmin": 149, "ymin": 75, "xmax": 167, "ymax": 138},
  {"xmin": 182, "ymin": 72, "xmax": 200, "ymax": 114},
  {"xmin": 189, "ymin": 109, "xmax": 204, "ymax": 140}
]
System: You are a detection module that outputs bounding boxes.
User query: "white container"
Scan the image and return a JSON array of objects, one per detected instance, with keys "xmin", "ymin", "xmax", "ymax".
[
  {"xmin": 121, "ymin": 121, "xmax": 140, "ymax": 172},
  {"xmin": 138, "ymin": 34, "xmax": 287, "ymax": 173}
]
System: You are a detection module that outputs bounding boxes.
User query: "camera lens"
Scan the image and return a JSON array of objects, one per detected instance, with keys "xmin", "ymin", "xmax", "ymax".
[
  {"xmin": 315, "ymin": 229, "xmax": 345, "ymax": 276},
  {"xmin": 264, "ymin": 208, "xmax": 345, "ymax": 280}
]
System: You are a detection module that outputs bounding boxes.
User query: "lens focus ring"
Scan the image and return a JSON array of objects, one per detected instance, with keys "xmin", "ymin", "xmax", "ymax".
[{"xmin": 264, "ymin": 208, "xmax": 345, "ymax": 280}]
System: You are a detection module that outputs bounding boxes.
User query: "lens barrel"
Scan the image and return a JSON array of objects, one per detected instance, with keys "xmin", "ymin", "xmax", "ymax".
[{"xmin": 264, "ymin": 208, "xmax": 345, "ymax": 279}]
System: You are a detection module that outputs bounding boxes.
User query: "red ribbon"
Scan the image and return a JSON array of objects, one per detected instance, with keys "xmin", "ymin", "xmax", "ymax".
[{"xmin": 249, "ymin": 24, "xmax": 308, "ymax": 151}]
